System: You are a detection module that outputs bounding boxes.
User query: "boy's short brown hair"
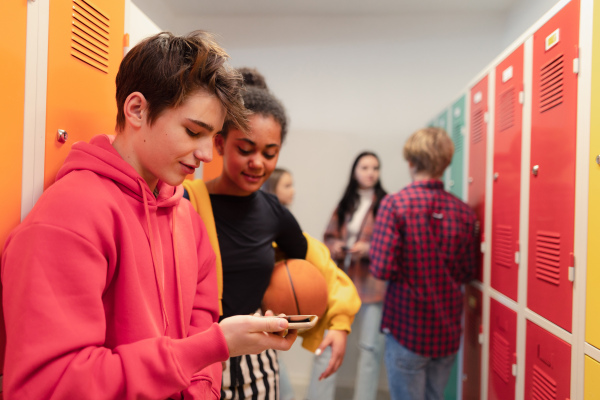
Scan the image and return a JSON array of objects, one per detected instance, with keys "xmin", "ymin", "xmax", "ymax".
[
  {"xmin": 115, "ymin": 30, "xmax": 248, "ymax": 132},
  {"xmin": 403, "ymin": 127, "xmax": 454, "ymax": 178}
]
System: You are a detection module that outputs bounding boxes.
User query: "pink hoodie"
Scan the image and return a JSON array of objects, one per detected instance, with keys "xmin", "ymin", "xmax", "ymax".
[{"xmin": 1, "ymin": 135, "xmax": 229, "ymax": 399}]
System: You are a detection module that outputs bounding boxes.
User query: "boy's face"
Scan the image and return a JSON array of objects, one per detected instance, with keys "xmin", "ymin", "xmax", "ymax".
[{"xmin": 134, "ymin": 90, "xmax": 226, "ymax": 189}]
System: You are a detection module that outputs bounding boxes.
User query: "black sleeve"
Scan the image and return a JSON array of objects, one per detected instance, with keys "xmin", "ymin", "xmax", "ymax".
[{"xmin": 273, "ymin": 204, "xmax": 308, "ymax": 259}]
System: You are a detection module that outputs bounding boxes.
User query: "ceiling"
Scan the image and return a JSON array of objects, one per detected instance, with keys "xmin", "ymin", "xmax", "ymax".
[{"xmin": 162, "ymin": 0, "xmax": 521, "ymax": 17}]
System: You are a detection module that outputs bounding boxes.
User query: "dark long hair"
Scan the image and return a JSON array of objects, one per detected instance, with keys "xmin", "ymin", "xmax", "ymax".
[{"xmin": 336, "ymin": 152, "xmax": 387, "ymax": 231}]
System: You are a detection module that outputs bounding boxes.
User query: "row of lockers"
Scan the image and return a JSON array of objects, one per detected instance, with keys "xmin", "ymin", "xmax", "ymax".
[{"xmin": 426, "ymin": 0, "xmax": 600, "ymax": 398}]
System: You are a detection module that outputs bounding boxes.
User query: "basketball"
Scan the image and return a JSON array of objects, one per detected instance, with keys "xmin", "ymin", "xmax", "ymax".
[{"xmin": 261, "ymin": 259, "xmax": 328, "ymax": 318}]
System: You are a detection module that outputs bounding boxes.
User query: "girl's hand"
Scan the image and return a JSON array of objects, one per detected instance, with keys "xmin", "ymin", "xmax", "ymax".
[
  {"xmin": 331, "ymin": 241, "xmax": 346, "ymax": 259},
  {"xmin": 314, "ymin": 330, "xmax": 348, "ymax": 380},
  {"xmin": 349, "ymin": 242, "xmax": 369, "ymax": 258}
]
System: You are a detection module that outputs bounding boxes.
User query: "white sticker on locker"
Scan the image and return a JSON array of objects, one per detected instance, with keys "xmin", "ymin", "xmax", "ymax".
[
  {"xmin": 545, "ymin": 28, "xmax": 560, "ymax": 51},
  {"xmin": 454, "ymin": 107, "xmax": 461, "ymax": 118},
  {"xmin": 502, "ymin": 65, "xmax": 513, "ymax": 83},
  {"xmin": 474, "ymin": 91, "xmax": 482, "ymax": 104}
]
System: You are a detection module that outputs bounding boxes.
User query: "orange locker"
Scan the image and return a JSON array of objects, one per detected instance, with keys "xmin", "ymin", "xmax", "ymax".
[
  {"xmin": 527, "ymin": 0, "xmax": 579, "ymax": 332},
  {"xmin": 44, "ymin": 0, "xmax": 125, "ymax": 188},
  {"xmin": 524, "ymin": 321, "xmax": 571, "ymax": 399},
  {"xmin": 468, "ymin": 76, "xmax": 488, "ymax": 282},
  {"xmin": 462, "ymin": 285, "xmax": 482, "ymax": 400},
  {"xmin": 491, "ymin": 45, "xmax": 524, "ymax": 302},
  {"xmin": 488, "ymin": 299, "xmax": 517, "ymax": 400},
  {"xmin": 0, "ymin": 0, "xmax": 28, "ymax": 394}
]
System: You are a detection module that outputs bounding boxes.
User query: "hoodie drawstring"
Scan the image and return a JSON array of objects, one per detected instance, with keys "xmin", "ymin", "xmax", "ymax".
[
  {"xmin": 139, "ymin": 179, "xmax": 170, "ymax": 335},
  {"xmin": 171, "ymin": 213, "xmax": 186, "ymax": 338}
]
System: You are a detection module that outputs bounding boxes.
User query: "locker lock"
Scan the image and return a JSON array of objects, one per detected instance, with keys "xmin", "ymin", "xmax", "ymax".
[
  {"xmin": 532, "ymin": 165, "xmax": 539, "ymax": 176},
  {"xmin": 57, "ymin": 129, "xmax": 68, "ymax": 143},
  {"xmin": 596, "ymin": 155, "xmax": 600, "ymax": 165},
  {"xmin": 493, "ymin": 172, "xmax": 499, "ymax": 181}
]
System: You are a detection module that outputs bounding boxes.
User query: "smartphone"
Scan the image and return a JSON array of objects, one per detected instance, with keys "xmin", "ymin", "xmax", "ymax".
[{"xmin": 281, "ymin": 315, "xmax": 319, "ymax": 330}]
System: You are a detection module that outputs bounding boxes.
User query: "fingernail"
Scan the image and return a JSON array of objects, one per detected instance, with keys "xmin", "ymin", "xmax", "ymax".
[
  {"xmin": 315, "ymin": 348, "xmax": 322, "ymax": 356},
  {"xmin": 279, "ymin": 319, "xmax": 287, "ymax": 329}
]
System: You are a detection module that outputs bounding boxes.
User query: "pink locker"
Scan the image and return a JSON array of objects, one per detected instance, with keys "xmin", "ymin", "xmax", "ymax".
[
  {"xmin": 524, "ymin": 320, "xmax": 571, "ymax": 399},
  {"xmin": 468, "ymin": 76, "xmax": 488, "ymax": 282},
  {"xmin": 491, "ymin": 46, "xmax": 523, "ymax": 302},
  {"xmin": 462, "ymin": 285, "xmax": 482, "ymax": 400},
  {"xmin": 528, "ymin": 0, "xmax": 579, "ymax": 332},
  {"xmin": 488, "ymin": 299, "xmax": 517, "ymax": 400}
]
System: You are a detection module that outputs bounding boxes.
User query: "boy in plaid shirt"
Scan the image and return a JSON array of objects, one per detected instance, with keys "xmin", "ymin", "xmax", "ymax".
[{"xmin": 369, "ymin": 127, "xmax": 480, "ymax": 400}]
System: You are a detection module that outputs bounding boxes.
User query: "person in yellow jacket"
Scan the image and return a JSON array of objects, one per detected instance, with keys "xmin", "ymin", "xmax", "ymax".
[{"xmin": 182, "ymin": 67, "xmax": 361, "ymax": 400}]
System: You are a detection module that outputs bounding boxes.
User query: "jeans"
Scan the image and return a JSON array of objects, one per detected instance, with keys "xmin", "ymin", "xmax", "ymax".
[
  {"xmin": 384, "ymin": 334, "xmax": 456, "ymax": 400},
  {"xmin": 306, "ymin": 302, "xmax": 385, "ymax": 400},
  {"xmin": 278, "ymin": 355, "xmax": 296, "ymax": 400}
]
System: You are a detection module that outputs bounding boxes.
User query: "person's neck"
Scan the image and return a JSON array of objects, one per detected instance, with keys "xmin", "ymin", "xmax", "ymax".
[
  {"xmin": 112, "ymin": 131, "xmax": 158, "ymax": 191},
  {"xmin": 206, "ymin": 176, "xmax": 254, "ymax": 196},
  {"xmin": 411, "ymin": 171, "xmax": 439, "ymax": 182}
]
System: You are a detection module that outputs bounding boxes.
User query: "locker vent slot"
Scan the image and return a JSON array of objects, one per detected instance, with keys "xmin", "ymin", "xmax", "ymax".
[
  {"xmin": 471, "ymin": 109, "xmax": 484, "ymax": 144},
  {"xmin": 532, "ymin": 365, "xmax": 557, "ymax": 400},
  {"xmin": 491, "ymin": 331, "xmax": 511, "ymax": 383},
  {"xmin": 498, "ymin": 88, "xmax": 515, "ymax": 132},
  {"xmin": 539, "ymin": 55, "xmax": 564, "ymax": 113},
  {"xmin": 452, "ymin": 122, "xmax": 463, "ymax": 153},
  {"xmin": 535, "ymin": 231, "xmax": 560, "ymax": 285},
  {"xmin": 493, "ymin": 225, "xmax": 513, "ymax": 269},
  {"xmin": 70, "ymin": 0, "xmax": 110, "ymax": 73}
]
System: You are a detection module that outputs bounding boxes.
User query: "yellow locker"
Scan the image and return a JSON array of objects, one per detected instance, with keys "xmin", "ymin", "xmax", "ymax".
[
  {"xmin": 585, "ymin": 356, "xmax": 600, "ymax": 399},
  {"xmin": 586, "ymin": 0, "xmax": 600, "ymax": 347}
]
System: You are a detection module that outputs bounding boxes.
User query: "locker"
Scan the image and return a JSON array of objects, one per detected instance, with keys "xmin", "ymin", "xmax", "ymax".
[
  {"xmin": 585, "ymin": 356, "xmax": 600, "ymax": 399},
  {"xmin": 524, "ymin": 320, "xmax": 571, "ymax": 399},
  {"xmin": 491, "ymin": 45, "xmax": 524, "ymax": 302},
  {"xmin": 437, "ymin": 109, "xmax": 448, "ymax": 132},
  {"xmin": 462, "ymin": 285, "xmax": 482, "ymax": 400},
  {"xmin": 469, "ymin": 76, "xmax": 488, "ymax": 282},
  {"xmin": 528, "ymin": 0, "xmax": 579, "ymax": 332},
  {"xmin": 449, "ymin": 95, "xmax": 466, "ymax": 200},
  {"xmin": 44, "ymin": 0, "xmax": 125, "ymax": 189},
  {"xmin": 0, "ymin": 0, "xmax": 28, "ymax": 394},
  {"xmin": 488, "ymin": 299, "xmax": 517, "ymax": 400},
  {"xmin": 586, "ymin": 0, "xmax": 600, "ymax": 349}
]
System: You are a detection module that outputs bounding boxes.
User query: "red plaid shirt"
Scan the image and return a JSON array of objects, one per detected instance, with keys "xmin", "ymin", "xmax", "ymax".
[{"xmin": 369, "ymin": 180, "xmax": 479, "ymax": 357}]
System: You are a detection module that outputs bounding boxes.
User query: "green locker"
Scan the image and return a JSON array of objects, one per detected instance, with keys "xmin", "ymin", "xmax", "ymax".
[{"xmin": 449, "ymin": 95, "xmax": 466, "ymax": 200}]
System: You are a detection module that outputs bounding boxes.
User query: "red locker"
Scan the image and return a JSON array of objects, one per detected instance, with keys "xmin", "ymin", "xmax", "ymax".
[
  {"xmin": 528, "ymin": 0, "xmax": 579, "ymax": 332},
  {"xmin": 524, "ymin": 320, "xmax": 571, "ymax": 399},
  {"xmin": 468, "ymin": 76, "xmax": 488, "ymax": 282},
  {"xmin": 462, "ymin": 285, "xmax": 482, "ymax": 400},
  {"xmin": 488, "ymin": 299, "xmax": 517, "ymax": 400},
  {"xmin": 491, "ymin": 45, "xmax": 524, "ymax": 302}
]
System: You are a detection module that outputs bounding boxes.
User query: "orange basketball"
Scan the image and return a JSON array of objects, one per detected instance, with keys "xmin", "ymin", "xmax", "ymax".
[{"xmin": 261, "ymin": 259, "xmax": 328, "ymax": 318}]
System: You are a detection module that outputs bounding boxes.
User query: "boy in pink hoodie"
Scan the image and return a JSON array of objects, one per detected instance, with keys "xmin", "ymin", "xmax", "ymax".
[{"xmin": 1, "ymin": 31, "xmax": 297, "ymax": 400}]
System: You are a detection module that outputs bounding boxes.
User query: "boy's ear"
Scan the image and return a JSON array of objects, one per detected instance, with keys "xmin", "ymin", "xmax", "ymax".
[
  {"xmin": 123, "ymin": 92, "xmax": 147, "ymax": 128},
  {"xmin": 214, "ymin": 134, "xmax": 225, "ymax": 156}
]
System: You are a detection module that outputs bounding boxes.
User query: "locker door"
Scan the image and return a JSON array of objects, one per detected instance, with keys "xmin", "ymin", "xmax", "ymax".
[
  {"xmin": 488, "ymin": 299, "xmax": 517, "ymax": 400},
  {"xmin": 524, "ymin": 321, "xmax": 571, "ymax": 399},
  {"xmin": 469, "ymin": 77, "xmax": 488, "ymax": 282},
  {"xmin": 449, "ymin": 96, "xmax": 466, "ymax": 199},
  {"xmin": 437, "ymin": 109, "xmax": 448, "ymax": 131},
  {"xmin": 585, "ymin": 356, "xmax": 600, "ymax": 399},
  {"xmin": 586, "ymin": 0, "xmax": 600, "ymax": 349},
  {"xmin": 491, "ymin": 45, "xmax": 524, "ymax": 302},
  {"xmin": 0, "ymin": 0, "xmax": 28, "ymax": 394},
  {"xmin": 44, "ymin": 0, "xmax": 125, "ymax": 189},
  {"xmin": 528, "ymin": 0, "xmax": 579, "ymax": 332},
  {"xmin": 462, "ymin": 285, "xmax": 482, "ymax": 400}
]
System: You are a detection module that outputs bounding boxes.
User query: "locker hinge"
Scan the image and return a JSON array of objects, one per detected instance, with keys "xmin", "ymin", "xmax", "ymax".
[
  {"xmin": 519, "ymin": 91, "xmax": 524, "ymax": 105},
  {"xmin": 511, "ymin": 363, "xmax": 517, "ymax": 377},
  {"xmin": 515, "ymin": 251, "xmax": 520, "ymax": 265},
  {"xmin": 573, "ymin": 58, "xmax": 580, "ymax": 74},
  {"xmin": 568, "ymin": 253, "xmax": 575, "ymax": 282},
  {"xmin": 480, "ymin": 242, "xmax": 486, "ymax": 253},
  {"xmin": 484, "ymin": 111, "xmax": 490, "ymax": 123}
]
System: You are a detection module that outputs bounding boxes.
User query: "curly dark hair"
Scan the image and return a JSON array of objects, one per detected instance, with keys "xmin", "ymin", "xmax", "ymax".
[{"xmin": 222, "ymin": 67, "xmax": 288, "ymax": 142}]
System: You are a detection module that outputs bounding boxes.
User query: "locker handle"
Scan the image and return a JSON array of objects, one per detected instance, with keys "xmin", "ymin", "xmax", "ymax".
[
  {"xmin": 57, "ymin": 129, "xmax": 68, "ymax": 144},
  {"xmin": 532, "ymin": 165, "xmax": 539, "ymax": 176}
]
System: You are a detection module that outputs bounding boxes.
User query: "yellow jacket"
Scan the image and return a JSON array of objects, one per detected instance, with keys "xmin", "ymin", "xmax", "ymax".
[{"xmin": 182, "ymin": 179, "xmax": 361, "ymax": 351}]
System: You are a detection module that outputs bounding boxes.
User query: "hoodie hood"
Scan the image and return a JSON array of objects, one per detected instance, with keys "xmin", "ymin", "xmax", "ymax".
[{"xmin": 56, "ymin": 134, "xmax": 183, "ymax": 207}]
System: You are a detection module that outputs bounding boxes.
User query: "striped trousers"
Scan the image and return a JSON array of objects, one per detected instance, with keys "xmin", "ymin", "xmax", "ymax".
[{"xmin": 221, "ymin": 348, "xmax": 280, "ymax": 400}]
